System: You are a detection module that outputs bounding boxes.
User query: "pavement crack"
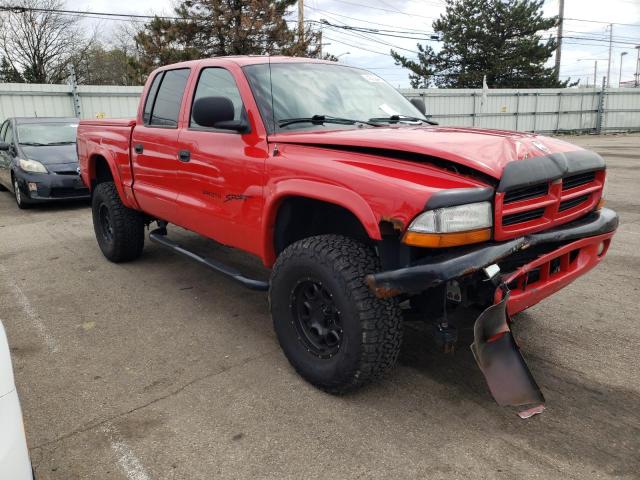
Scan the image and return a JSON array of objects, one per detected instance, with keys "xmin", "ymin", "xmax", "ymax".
[{"xmin": 31, "ymin": 349, "xmax": 277, "ymax": 452}]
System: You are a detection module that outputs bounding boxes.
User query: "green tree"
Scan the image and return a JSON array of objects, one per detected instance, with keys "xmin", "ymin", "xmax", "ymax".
[
  {"xmin": 0, "ymin": 56, "xmax": 23, "ymax": 83},
  {"xmin": 133, "ymin": 0, "xmax": 320, "ymax": 78},
  {"xmin": 392, "ymin": 0, "xmax": 570, "ymax": 88}
]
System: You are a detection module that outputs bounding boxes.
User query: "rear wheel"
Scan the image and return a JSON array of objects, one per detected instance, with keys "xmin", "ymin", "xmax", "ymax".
[
  {"xmin": 92, "ymin": 182, "xmax": 145, "ymax": 262},
  {"xmin": 269, "ymin": 235, "xmax": 403, "ymax": 394}
]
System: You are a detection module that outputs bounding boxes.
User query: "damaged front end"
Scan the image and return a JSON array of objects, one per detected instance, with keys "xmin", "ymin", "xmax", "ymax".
[{"xmin": 367, "ymin": 208, "xmax": 618, "ymax": 414}]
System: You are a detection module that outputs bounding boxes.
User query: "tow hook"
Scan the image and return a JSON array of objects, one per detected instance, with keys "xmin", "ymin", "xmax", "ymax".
[{"xmin": 471, "ymin": 290, "xmax": 545, "ymax": 418}]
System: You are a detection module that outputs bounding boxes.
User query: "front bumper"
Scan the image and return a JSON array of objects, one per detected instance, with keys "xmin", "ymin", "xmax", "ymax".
[
  {"xmin": 15, "ymin": 169, "xmax": 90, "ymax": 203},
  {"xmin": 367, "ymin": 208, "xmax": 618, "ymax": 314}
]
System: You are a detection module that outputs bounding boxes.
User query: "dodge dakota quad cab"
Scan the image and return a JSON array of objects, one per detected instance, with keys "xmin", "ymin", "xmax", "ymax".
[{"xmin": 77, "ymin": 57, "xmax": 618, "ymax": 414}]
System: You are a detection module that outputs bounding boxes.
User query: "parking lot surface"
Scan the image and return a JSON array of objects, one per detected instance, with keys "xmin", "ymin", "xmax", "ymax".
[{"xmin": 0, "ymin": 134, "xmax": 638, "ymax": 480}]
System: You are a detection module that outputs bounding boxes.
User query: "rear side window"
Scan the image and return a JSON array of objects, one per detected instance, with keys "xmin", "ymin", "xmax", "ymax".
[
  {"xmin": 142, "ymin": 73, "xmax": 163, "ymax": 124},
  {"xmin": 147, "ymin": 68, "xmax": 190, "ymax": 127}
]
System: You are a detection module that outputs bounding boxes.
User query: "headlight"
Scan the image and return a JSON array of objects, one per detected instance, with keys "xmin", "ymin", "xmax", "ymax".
[
  {"xmin": 403, "ymin": 202, "xmax": 493, "ymax": 248},
  {"xmin": 18, "ymin": 158, "xmax": 48, "ymax": 174}
]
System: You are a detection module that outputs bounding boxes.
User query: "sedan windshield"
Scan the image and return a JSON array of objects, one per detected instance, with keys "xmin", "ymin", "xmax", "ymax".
[
  {"xmin": 243, "ymin": 62, "xmax": 426, "ymax": 132},
  {"xmin": 17, "ymin": 122, "xmax": 78, "ymax": 146}
]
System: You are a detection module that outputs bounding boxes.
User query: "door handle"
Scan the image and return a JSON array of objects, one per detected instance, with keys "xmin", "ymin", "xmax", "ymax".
[
  {"xmin": 178, "ymin": 150, "xmax": 191, "ymax": 162},
  {"xmin": 134, "ymin": 144, "xmax": 144, "ymax": 154}
]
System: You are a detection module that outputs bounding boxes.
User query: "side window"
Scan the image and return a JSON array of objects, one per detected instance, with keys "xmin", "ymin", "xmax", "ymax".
[
  {"xmin": 191, "ymin": 68, "xmax": 245, "ymax": 128},
  {"xmin": 4, "ymin": 122, "xmax": 13, "ymax": 144},
  {"xmin": 149, "ymin": 68, "xmax": 190, "ymax": 128},
  {"xmin": 142, "ymin": 72, "xmax": 163, "ymax": 125},
  {"xmin": 0, "ymin": 122, "xmax": 7, "ymax": 142}
]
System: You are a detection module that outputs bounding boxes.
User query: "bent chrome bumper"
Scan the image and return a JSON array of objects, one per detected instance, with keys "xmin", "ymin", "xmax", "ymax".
[{"xmin": 367, "ymin": 208, "xmax": 619, "ymax": 307}]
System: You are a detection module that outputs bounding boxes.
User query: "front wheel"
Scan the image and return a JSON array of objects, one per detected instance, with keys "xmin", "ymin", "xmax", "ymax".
[
  {"xmin": 92, "ymin": 182, "xmax": 145, "ymax": 262},
  {"xmin": 13, "ymin": 178, "xmax": 30, "ymax": 209},
  {"xmin": 269, "ymin": 235, "xmax": 403, "ymax": 394}
]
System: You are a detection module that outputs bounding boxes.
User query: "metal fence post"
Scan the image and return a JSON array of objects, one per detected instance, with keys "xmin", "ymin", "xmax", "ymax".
[
  {"xmin": 515, "ymin": 92, "xmax": 520, "ymax": 131},
  {"xmin": 595, "ymin": 76, "xmax": 606, "ymax": 134},
  {"xmin": 68, "ymin": 65, "xmax": 81, "ymax": 118},
  {"xmin": 471, "ymin": 92, "xmax": 476, "ymax": 127}
]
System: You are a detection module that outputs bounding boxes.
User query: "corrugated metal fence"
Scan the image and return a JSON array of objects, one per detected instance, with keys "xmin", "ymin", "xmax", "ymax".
[
  {"xmin": 1, "ymin": 82, "xmax": 639, "ymax": 134},
  {"xmin": 0, "ymin": 83, "xmax": 142, "ymax": 121},
  {"xmin": 400, "ymin": 87, "xmax": 640, "ymax": 134}
]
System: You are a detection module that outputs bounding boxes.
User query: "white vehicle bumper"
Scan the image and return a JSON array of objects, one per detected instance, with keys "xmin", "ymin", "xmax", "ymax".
[{"xmin": 0, "ymin": 389, "xmax": 32, "ymax": 479}]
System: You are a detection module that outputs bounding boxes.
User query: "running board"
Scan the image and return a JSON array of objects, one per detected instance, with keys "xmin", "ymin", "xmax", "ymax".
[{"xmin": 148, "ymin": 229, "xmax": 269, "ymax": 291}]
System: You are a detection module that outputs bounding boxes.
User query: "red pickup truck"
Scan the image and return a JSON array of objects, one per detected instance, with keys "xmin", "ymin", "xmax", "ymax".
[{"xmin": 77, "ymin": 56, "xmax": 618, "ymax": 413}]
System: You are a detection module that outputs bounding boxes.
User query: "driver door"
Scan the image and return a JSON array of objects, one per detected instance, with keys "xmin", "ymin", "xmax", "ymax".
[{"xmin": 175, "ymin": 67, "xmax": 267, "ymax": 257}]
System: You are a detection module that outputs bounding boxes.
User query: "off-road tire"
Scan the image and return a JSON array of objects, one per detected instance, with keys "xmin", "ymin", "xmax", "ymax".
[
  {"xmin": 92, "ymin": 182, "xmax": 144, "ymax": 262},
  {"xmin": 269, "ymin": 234, "xmax": 403, "ymax": 394}
]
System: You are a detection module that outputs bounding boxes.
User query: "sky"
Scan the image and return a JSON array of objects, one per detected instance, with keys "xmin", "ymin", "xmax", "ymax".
[{"xmin": 66, "ymin": 0, "xmax": 640, "ymax": 88}]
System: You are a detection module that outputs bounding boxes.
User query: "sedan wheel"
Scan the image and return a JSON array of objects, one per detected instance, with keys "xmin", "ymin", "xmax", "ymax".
[{"xmin": 13, "ymin": 179, "xmax": 29, "ymax": 209}]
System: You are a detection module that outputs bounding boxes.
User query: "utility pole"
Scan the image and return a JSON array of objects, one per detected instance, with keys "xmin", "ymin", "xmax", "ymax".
[
  {"xmin": 619, "ymin": 52, "xmax": 628, "ymax": 87},
  {"xmin": 636, "ymin": 46, "xmax": 640, "ymax": 87},
  {"xmin": 606, "ymin": 24, "xmax": 613, "ymax": 87},
  {"xmin": 298, "ymin": 0, "xmax": 304, "ymax": 45},
  {"xmin": 555, "ymin": 0, "xmax": 565, "ymax": 81}
]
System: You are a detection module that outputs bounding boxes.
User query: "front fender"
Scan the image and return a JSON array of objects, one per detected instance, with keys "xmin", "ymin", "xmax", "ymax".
[{"xmin": 261, "ymin": 178, "xmax": 381, "ymax": 266}]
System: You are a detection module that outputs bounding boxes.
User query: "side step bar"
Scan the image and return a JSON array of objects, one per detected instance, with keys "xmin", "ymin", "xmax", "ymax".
[{"xmin": 148, "ymin": 228, "xmax": 269, "ymax": 291}]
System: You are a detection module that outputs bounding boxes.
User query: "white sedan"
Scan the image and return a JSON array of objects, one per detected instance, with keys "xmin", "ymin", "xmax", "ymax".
[{"xmin": 0, "ymin": 320, "xmax": 33, "ymax": 479}]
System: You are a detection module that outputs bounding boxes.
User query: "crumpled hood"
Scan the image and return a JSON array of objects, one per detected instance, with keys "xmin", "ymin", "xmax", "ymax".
[
  {"xmin": 20, "ymin": 144, "xmax": 77, "ymax": 166},
  {"xmin": 269, "ymin": 126, "xmax": 583, "ymax": 179}
]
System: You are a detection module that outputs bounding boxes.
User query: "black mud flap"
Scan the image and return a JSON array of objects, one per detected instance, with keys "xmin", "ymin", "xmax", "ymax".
[{"xmin": 471, "ymin": 294, "xmax": 545, "ymax": 416}]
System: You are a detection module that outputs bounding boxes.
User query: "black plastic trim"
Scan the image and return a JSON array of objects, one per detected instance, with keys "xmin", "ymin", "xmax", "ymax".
[
  {"xmin": 425, "ymin": 187, "xmax": 494, "ymax": 209},
  {"xmin": 367, "ymin": 208, "xmax": 618, "ymax": 296},
  {"xmin": 498, "ymin": 150, "xmax": 605, "ymax": 192}
]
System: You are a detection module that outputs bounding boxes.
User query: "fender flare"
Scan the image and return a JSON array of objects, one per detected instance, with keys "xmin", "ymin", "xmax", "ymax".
[
  {"xmin": 261, "ymin": 179, "xmax": 381, "ymax": 266},
  {"xmin": 85, "ymin": 148, "xmax": 137, "ymax": 209}
]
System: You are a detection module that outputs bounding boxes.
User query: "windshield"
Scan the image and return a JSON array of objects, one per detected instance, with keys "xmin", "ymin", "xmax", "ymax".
[
  {"xmin": 243, "ymin": 62, "xmax": 425, "ymax": 132},
  {"xmin": 17, "ymin": 122, "xmax": 78, "ymax": 146}
]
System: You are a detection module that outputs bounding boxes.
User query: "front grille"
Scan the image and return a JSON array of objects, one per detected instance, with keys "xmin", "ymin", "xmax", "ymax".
[
  {"xmin": 495, "ymin": 169, "xmax": 604, "ymax": 239},
  {"xmin": 55, "ymin": 170, "xmax": 78, "ymax": 176},
  {"xmin": 504, "ymin": 183, "xmax": 549, "ymax": 203},
  {"xmin": 50, "ymin": 187, "xmax": 89, "ymax": 198},
  {"xmin": 559, "ymin": 194, "xmax": 590, "ymax": 212},
  {"xmin": 503, "ymin": 207, "xmax": 546, "ymax": 226},
  {"xmin": 562, "ymin": 171, "xmax": 596, "ymax": 190}
]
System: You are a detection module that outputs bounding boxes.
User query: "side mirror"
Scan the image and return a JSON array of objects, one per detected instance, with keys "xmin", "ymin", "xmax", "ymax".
[
  {"xmin": 410, "ymin": 97, "xmax": 427, "ymax": 115},
  {"xmin": 0, "ymin": 142, "xmax": 9, "ymax": 151},
  {"xmin": 192, "ymin": 96, "xmax": 248, "ymax": 132}
]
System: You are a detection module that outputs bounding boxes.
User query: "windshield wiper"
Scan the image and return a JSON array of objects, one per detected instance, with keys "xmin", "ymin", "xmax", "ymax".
[
  {"xmin": 43, "ymin": 141, "xmax": 75, "ymax": 145},
  {"xmin": 369, "ymin": 115, "xmax": 439, "ymax": 126},
  {"xmin": 278, "ymin": 115, "xmax": 381, "ymax": 128},
  {"xmin": 19, "ymin": 142, "xmax": 47, "ymax": 146}
]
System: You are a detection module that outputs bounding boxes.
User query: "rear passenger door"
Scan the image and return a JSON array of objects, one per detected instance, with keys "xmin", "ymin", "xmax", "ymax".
[{"xmin": 131, "ymin": 68, "xmax": 191, "ymax": 223}]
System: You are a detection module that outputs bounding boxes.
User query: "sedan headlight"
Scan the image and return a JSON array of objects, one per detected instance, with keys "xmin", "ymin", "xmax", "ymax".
[
  {"xmin": 18, "ymin": 158, "xmax": 48, "ymax": 174},
  {"xmin": 403, "ymin": 202, "xmax": 493, "ymax": 248}
]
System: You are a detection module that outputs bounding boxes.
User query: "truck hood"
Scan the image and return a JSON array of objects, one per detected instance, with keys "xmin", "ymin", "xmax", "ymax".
[{"xmin": 269, "ymin": 126, "xmax": 583, "ymax": 180}]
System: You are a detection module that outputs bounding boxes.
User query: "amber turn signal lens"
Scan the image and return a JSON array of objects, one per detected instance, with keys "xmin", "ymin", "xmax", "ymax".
[
  {"xmin": 596, "ymin": 197, "xmax": 606, "ymax": 210},
  {"xmin": 403, "ymin": 228, "xmax": 492, "ymax": 248}
]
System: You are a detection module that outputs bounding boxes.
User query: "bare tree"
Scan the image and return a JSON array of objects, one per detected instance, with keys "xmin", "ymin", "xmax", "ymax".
[{"xmin": 0, "ymin": 0, "xmax": 93, "ymax": 83}]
